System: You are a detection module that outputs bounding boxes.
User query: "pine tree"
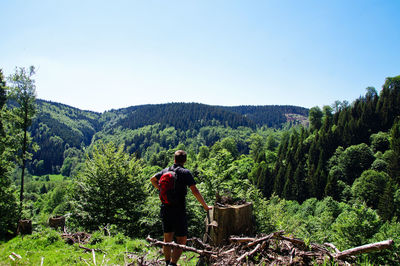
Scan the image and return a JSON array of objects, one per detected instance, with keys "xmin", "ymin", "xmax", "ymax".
[
  {"xmin": 0, "ymin": 69, "xmax": 19, "ymax": 238},
  {"xmin": 389, "ymin": 119, "xmax": 400, "ymax": 184},
  {"xmin": 273, "ymin": 132, "xmax": 290, "ymax": 196},
  {"xmin": 378, "ymin": 179, "xmax": 395, "ymax": 221}
]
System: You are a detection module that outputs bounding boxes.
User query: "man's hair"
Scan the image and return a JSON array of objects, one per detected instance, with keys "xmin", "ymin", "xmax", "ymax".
[{"xmin": 174, "ymin": 150, "xmax": 187, "ymax": 164}]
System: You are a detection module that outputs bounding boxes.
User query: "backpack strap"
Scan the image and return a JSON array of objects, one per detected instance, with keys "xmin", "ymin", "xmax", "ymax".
[{"xmin": 170, "ymin": 165, "xmax": 182, "ymax": 173}]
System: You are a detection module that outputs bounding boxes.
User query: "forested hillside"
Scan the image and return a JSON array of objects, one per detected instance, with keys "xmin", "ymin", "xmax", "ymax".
[
  {"xmin": 27, "ymin": 101, "xmax": 308, "ymax": 176},
  {"xmin": 221, "ymin": 105, "xmax": 309, "ymax": 127},
  {"xmin": 30, "ymin": 100, "xmax": 102, "ymax": 175},
  {"xmin": 268, "ymin": 76, "xmax": 400, "ymax": 217}
]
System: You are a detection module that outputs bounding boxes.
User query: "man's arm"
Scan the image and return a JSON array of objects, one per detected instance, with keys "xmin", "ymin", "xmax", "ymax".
[
  {"xmin": 150, "ymin": 176, "xmax": 159, "ymax": 190},
  {"xmin": 190, "ymin": 185, "xmax": 212, "ymax": 211}
]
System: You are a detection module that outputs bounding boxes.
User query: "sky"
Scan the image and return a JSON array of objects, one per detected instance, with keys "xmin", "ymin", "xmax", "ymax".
[{"xmin": 1, "ymin": 0, "xmax": 400, "ymax": 113}]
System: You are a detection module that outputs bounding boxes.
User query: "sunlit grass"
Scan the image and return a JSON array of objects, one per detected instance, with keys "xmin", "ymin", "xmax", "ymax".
[{"xmin": 0, "ymin": 229, "xmax": 199, "ymax": 265}]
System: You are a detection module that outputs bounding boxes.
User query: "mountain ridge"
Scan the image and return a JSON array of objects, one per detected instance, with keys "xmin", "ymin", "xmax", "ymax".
[{"xmin": 28, "ymin": 99, "xmax": 309, "ymax": 175}]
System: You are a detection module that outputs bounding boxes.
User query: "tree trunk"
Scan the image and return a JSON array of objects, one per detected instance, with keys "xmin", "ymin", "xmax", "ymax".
[
  {"xmin": 206, "ymin": 202, "xmax": 253, "ymax": 246},
  {"xmin": 334, "ymin": 240, "xmax": 394, "ymax": 259},
  {"xmin": 48, "ymin": 216, "xmax": 66, "ymax": 230},
  {"xmin": 19, "ymin": 108, "xmax": 29, "ymax": 217},
  {"xmin": 17, "ymin": 219, "xmax": 32, "ymax": 235}
]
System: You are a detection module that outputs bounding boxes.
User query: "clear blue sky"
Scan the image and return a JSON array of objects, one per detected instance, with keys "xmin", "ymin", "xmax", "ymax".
[{"xmin": 1, "ymin": 0, "xmax": 399, "ymax": 112}]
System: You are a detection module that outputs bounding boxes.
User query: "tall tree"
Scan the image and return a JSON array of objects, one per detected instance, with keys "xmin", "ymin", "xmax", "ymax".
[
  {"xmin": 0, "ymin": 69, "xmax": 19, "ymax": 238},
  {"xmin": 8, "ymin": 66, "xmax": 37, "ymax": 215},
  {"xmin": 0, "ymin": 70, "xmax": 5, "ymax": 106},
  {"xmin": 389, "ymin": 118, "xmax": 400, "ymax": 183},
  {"xmin": 309, "ymin": 106, "xmax": 323, "ymax": 132}
]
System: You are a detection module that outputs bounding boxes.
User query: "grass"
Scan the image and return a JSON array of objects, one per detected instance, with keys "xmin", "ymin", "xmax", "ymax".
[
  {"xmin": 31, "ymin": 174, "xmax": 66, "ymax": 182},
  {"xmin": 0, "ymin": 229, "xmax": 199, "ymax": 265},
  {"xmin": 47, "ymin": 174, "xmax": 65, "ymax": 182}
]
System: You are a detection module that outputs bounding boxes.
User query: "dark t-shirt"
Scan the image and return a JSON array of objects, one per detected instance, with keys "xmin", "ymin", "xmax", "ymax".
[{"xmin": 155, "ymin": 164, "xmax": 196, "ymax": 209}]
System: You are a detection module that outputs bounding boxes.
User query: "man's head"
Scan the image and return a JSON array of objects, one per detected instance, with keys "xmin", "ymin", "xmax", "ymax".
[{"xmin": 174, "ymin": 150, "xmax": 187, "ymax": 165}]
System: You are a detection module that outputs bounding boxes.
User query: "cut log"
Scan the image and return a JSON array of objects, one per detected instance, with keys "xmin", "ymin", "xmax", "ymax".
[
  {"xmin": 208, "ymin": 202, "xmax": 254, "ymax": 246},
  {"xmin": 48, "ymin": 216, "xmax": 65, "ymax": 230},
  {"xmin": 146, "ymin": 236, "xmax": 217, "ymax": 257},
  {"xmin": 17, "ymin": 219, "xmax": 32, "ymax": 235},
  {"xmin": 334, "ymin": 240, "xmax": 394, "ymax": 259}
]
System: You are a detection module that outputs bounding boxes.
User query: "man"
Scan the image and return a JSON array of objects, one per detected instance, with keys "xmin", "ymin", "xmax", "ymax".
[{"xmin": 150, "ymin": 150, "xmax": 211, "ymax": 266}]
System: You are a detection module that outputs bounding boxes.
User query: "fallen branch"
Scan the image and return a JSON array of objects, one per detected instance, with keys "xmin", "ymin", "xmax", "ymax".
[
  {"xmin": 11, "ymin": 252, "xmax": 22, "ymax": 259},
  {"xmin": 324, "ymin": 242, "xmax": 340, "ymax": 253},
  {"xmin": 334, "ymin": 240, "xmax": 394, "ymax": 260},
  {"xmin": 278, "ymin": 234, "xmax": 307, "ymax": 248},
  {"xmin": 144, "ymin": 233, "xmax": 394, "ymax": 265},
  {"xmin": 79, "ymin": 244, "xmax": 106, "ymax": 254},
  {"xmin": 9, "ymin": 252, "xmax": 22, "ymax": 261},
  {"xmin": 236, "ymin": 243, "xmax": 261, "ymax": 262},
  {"xmin": 229, "ymin": 237, "xmax": 256, "ymax": 243},
  {"xmin": 247, "ymin": 230, "xmax": 284, "ymax": 248},
  {"xmin": 146, "ymin": 236, "xmax": 217, "ymax": 257},
  {"xmin": 187, "ymin": 237, "xmax": 213, "ymax": 250}
]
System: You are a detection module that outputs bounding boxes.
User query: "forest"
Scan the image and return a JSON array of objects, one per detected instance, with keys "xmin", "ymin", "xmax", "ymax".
[{"xmin": 1, "ymin": 67, "xmax": 400, "ymax": 265}]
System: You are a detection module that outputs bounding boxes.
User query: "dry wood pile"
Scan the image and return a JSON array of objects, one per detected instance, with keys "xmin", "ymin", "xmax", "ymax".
[
  {"xmin": 145, "ymin": 231, "xmax": 394, "ymax": 265},
  {"xmin": 61, "ymin": 232, "xmax": 92, "ymax": 245}
]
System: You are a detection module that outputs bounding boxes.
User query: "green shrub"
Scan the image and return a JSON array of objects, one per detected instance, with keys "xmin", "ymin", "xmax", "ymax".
[
  {"xmin": 113, "ymin": 232, "xmax": 127, "ymax": 245},
  {"xmin": 89, "ymin": 230, "xmax": 105, "ymax": 245},
  {"xmin": 45, "ymin": 228, "xmax": 61, "ymax": 244},
  {"xmin": 332, "ymin": 203, "xmax": 382, "ymax": 250}
]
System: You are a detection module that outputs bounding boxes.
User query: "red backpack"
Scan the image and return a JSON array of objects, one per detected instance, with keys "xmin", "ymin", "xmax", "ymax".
[{"xmin": 158, "ymin": 167, "xmax": 179, "ymax": 205}]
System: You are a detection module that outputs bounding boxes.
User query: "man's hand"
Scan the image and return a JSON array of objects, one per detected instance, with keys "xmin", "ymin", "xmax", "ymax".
[
  {"xmin": 205, "ymin": 205, "xmax": 213, "ymax": 211},
  {"xmin": 190, "ymin": 185, "xmax": 212, "ymax": 212},
  {"xmin": 150, "ymin": 176, "xmax": 159, "ymax": 190}
]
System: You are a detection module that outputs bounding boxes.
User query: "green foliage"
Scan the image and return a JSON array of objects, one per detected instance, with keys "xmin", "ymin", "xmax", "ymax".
[
  {"xmin": 7, "ymin": 66, "xmax": 38, "ymax": 216},
  {"xmin": 30, "ymin": 100, "xmax": 101, "ymax": 175},
  {"xmin": 28, "ymin": 100, "xmax": 306, "ymax": 176},
  {"xmin": 351, "ymin": 170, "xmax": 389, "ymax": 209},
  {"xmin": 71, "ymin": 141, "xmax": 146, "ymax": 237},
  {"xmin": 370, "ymin": 221, "xmax": 400, "ymax": 264},
  {"xmin": 309, "ymin": 106, "xmax": 323, "ymax": 132},
  {"xmin": 331, "ymin": 203, "xmax": 382, "ymax": 249},
  {"xmin": 0, "ymin": 183, "xmax": 18, "ymax": 238},
  {"xmin": 370, "ymin": 131, "xmax": 390, "ymax": 153},
  {"xmin": 89, "ymin": 230, "xmax": 105, "ymax": 244},
  {"xmin": 0, "ymin": 69, "xmax": 19, "ymax": 238},
  {"xmin": 338, "ymin": 143, "xmax": 375, "ymax": 184}
]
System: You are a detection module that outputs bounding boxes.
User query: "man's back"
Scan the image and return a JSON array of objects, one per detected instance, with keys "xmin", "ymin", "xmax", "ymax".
[{"xmin": 156, "ymin": 164, "xmax": 196, "ymax": 208}]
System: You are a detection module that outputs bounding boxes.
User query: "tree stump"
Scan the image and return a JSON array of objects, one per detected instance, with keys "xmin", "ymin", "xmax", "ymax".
[
  {"xmin": 48, "ymin": 215, "xmax": 65, "ymax": 230},
  {"xmin": 206, "ymin": 202, "xmax": 253, "ymax": 246},
  {"xmin": 17, "ymin": 219, "xmax": 32, "ymax": 235}
]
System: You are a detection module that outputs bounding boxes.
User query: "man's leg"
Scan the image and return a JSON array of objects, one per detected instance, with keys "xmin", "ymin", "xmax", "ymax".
[
  {"xmin": 163, "ymin": 232, "xmax": 174, "ymax": 264},
  {"xmin": 170, "ymin": 235, "xmax": 187, "ymax": 265}
]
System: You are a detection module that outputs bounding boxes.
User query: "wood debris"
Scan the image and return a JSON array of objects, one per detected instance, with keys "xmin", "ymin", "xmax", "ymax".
[
  {"xmin": 61, "ymin": 232, "xmax": 91, "ymax": 245},
  {"xmin": 145, "ymin": 231, "xmax": 394, "ymax": 265},
  {"xmin": 9, "ymin": 252, "xmax": 22, "ymax": 262}
]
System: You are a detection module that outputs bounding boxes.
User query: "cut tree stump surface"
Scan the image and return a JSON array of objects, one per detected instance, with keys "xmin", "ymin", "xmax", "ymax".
[{"xmin": 207, "ymin": 202, "xmax": 254, "ymax": 246}]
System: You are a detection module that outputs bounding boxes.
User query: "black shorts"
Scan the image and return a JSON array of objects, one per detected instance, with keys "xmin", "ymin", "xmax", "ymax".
[{"xmin": 160, "ymin": 205, "xmax": 188, "ymax": 237}]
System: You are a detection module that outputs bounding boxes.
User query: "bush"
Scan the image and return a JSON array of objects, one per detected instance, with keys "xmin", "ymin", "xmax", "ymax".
[
  {"xmin": 332, "ymin": 203, "xmax": 382, "ymax": 250},
  {"xmin": 351, "ymin": 170, "xmax": 389, "ymax": 209},
  {"xmin": 45, "ymin": 228, "xmax": 61, "ymax": 244},
  {"xmin": 89, "ymin": 230, "xmax": 105, "ymax": 245}
]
